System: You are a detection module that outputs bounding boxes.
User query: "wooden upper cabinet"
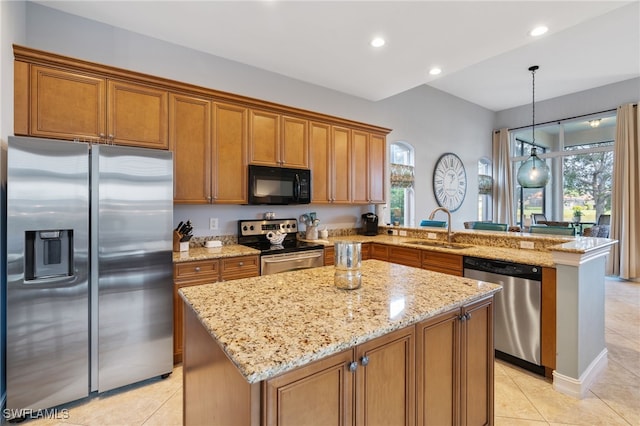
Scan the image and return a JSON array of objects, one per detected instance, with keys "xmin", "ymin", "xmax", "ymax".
[
  {"xmin": 368, "ymin": 133, "xmax": 386, "ymax": 203},
  {"xmin": 213, "ymin": 102, "xmax": 248, "ymax": 204},
  {"xmin": 332, "ymin": 126, "xmax": 352, "ymax": 204},
  {"xmin": 107, "ymin": 80, "xmax": 169, "ymax": 149},
  {"xmin": 249, "ymin": 109, "xmax": 280, "ymax": 166},
  {"xmin": 29, "ymin": 65, "xmax": 106, "ymax": 140},
  {"xmin": 352, "ymin": 131, "xmax": 369, "ymax": 204},
  {"xmin": 249, "ymin": 110, "xmax": 309, "ymax": 168},
  {"xmin": 169, "ymin": 93, "xmax": 212, "ymax": 204},
  {"xmin": 281, "ymin": 115, "xmax": 309, "ymax": 168},
  {"xmin": 310, "ymin": 121, "xmax": 331, "ymax": 204}
]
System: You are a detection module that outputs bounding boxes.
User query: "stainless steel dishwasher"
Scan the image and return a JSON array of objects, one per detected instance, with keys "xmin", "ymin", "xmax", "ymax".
[{"xmin": 463, "ymin": 256, "xmax": 544, "ymax": 374}]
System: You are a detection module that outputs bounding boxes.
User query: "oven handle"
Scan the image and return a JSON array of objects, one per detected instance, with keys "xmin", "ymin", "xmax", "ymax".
[{"xmin": 262, "ymin": 251, "xmax": 324, "ymax": 264}]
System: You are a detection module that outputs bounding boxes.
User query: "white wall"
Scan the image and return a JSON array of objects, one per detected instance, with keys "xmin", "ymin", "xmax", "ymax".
[{"xmin": 495, "ymin": 78, "xmax": 640, "ymax": 130}]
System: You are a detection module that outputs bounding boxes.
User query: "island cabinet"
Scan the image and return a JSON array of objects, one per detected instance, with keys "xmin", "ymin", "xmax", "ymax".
[
  {"xmin": 422, "ymin": 250, "xmax": 463, "ymax": 276},
  {"xmin": 173, "ymin": 256, "xmax": 258, "ymax": 363},
  {"xmin": 264, "ymin": 326, "xmax": 415, "ymax": 426},
  {"xmin": 416, "ymin": 297, "xmax": 494, "ymax": 426},
  {"xmin": 16, "ymin": 63, "xmax": 169, "ymax": 149}
]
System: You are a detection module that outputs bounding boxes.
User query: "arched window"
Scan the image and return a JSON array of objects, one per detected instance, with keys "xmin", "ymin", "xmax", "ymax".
[{"xmin": 389, "ymin": 141, "xmax": 415, "ymax": 226}]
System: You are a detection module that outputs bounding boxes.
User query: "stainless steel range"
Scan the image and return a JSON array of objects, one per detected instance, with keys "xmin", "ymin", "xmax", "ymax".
[{"xmin": 238, "ymin": 218, "xmax": 325, "ymax": 275}]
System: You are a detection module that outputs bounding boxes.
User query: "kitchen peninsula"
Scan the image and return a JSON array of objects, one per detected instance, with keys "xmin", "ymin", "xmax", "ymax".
[{"xmin": 179, "ymin": 259, "xmax": 501, "ymax": 426}]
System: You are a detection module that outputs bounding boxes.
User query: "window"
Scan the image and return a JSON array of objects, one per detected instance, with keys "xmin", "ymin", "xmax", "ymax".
[
  {"xmin": 389, "ymin": 142, "xmax": 415, "ymax": 226},
  {"xmin": 478, "ymin": 157, "xmax": 492, "ymax": 221},
  {"xmin": 510, "ymin": 112, "xmax": 615, "ymax": 228}
]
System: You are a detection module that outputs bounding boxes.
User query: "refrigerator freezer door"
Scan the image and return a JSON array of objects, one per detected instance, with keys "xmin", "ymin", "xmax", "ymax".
[
  {"xmin": 6, "ymin": 137, "xmax": 90, "ymax": 411},
  {"xmin": 92, "ymin": 145, "xmax": 173, "ymax": 392}
]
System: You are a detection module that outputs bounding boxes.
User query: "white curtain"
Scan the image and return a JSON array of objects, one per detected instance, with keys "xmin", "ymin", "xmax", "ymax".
[
  {"xmin": 608, "ymin": 104, "xmax": 639, "ymax": 279},
  {"xmin": 492, "ymin": 128, "xmax": 515, "ymax": 225}
]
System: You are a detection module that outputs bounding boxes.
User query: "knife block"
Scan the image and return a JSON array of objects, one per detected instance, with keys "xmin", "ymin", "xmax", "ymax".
[{"xmin": 173, "ymin": 231, "xmax": 187, "ymax": 252}]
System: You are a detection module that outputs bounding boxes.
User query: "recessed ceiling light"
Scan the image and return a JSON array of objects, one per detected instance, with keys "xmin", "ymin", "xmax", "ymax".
[
  {"xmin": 529, "ymin": 26, "xmax": 548, "ymax": 37},
  {"xmin": 429, "ymin": 67, "xmax": 442, "ymax": 76},
  {"xmin": 370, "ymin": 37, "xmax": 385, "ymax": 48}
]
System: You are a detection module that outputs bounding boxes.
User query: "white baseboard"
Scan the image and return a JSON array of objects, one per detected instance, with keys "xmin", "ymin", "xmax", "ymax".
[{"xmin": 552, "ymin": 348, "xmax": 608, "ymax": 399}]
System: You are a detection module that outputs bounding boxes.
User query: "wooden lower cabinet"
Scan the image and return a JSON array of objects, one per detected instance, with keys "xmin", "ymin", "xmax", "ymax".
[
  {"xmin": 173, "ymin": 256, "xmax": 258, "ymax": 363},
  {"xmin": 264, "ymin": 326, "xmax": 415, "ymax": 426},
  {"xmin": 325, "ymin": 246, "xmax": 335, "ymax": 266},
  {"xmin": 389, "ymin": 246, "xmax": 421, "ymax": 268},
  {"xmin": 416, "ymin": 297, "xmax": 494, "ymax": 426},
  {"xmin": 422, "ymin": 251, "xmax": 463, "ymax": 276},
  {"xmin": 370, "ymin": 243, "xmax": 389, "ymax": 261}
]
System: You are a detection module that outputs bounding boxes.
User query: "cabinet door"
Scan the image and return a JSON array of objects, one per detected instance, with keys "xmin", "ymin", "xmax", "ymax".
[
  {"xmin": 416, "ymin": 308, "xmax": 460, "ymax": 426},
  {"xmin": 310, "ymin": 121, "xmax": 332, "ymax": 203},
  {"xmin": 332, "ymin": 126, "xmax": 351, "ymax": 203},
  {"xmin": 370, "ymin": 243, "xmax": 389, "ymax": 261},
  {"xmin": 352, "ymin": 130, "xmax": 369, "ymax": 204},
  {"xmin": 265, "ymin": 349, "xmax": 354, "ymax": 426},
  {"xmin": 170, "ymin": 94, "xmax": 212, "ymax": 204},
  {"xmin": 324, "ymin": 246, "xmax": 335, "ymax": 266},
  {"xmin": 281, "ymin": 116, "xmax": 309, "ymax": 168},
  {"xmin": 213, "ymin": 102, "xmax": 248, "ymax": 203},
  {"xmin": 389, "ymin": 246, "xmax": 422, "ymax": 267},
  {"xmin": 368, "ymin": 133, "xmax": 386, "ymax": 203},
  {"xmin": 422, "ymin": 251, "xmax": 463, "ymax": 276},
  {"xmin": 249, "ymin": 109, "xmax": 280, "ymax": 166},
  {"xmin": 460, "ymin": 298, "xmax": 494, "ymax": 426},
  {"xmin": 107, "ymin": 80, "xmax": 168, "ymax": 149},
  {"xmin": 30, "ymin": 65, "xmax": 106, "ymax": 140},
  {"xmin": 355, "ymin": 326, "xmax": 415, "ymax": 426}
]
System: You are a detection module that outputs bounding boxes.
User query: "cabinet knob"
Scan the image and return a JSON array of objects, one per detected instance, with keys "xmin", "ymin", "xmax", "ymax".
[
  {"xmin": 238, "ymin": 262, "xmax": 244, "ymax": 266},
  {"xmin": 465, "ymin": 312, "xmax": 471, "ymax": 320},
  {"xmin": 348, "ymin": 361, "xmax": 358, "ymax": 372},
  {"xmin": 194, "ymin": 267, "xmax": 201, "ymax": 272},
  {"xmin": 360, "ymin": 356, "xmax": 370, "ymax": 367}
]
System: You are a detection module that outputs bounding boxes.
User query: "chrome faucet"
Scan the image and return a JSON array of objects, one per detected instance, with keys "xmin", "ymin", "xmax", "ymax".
[{"xmin": 429, "ymin": 207, "xmax": 452, "ymax": 244}]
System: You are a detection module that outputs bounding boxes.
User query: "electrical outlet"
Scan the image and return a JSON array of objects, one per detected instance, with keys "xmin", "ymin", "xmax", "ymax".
[
  {"xmin": 391, "ymin": 229, "xmax": 398, "ymax": 236},
  {"xmin": 209, "ymin": 218, "xmax": 218, "ymax": 231},
  {"xmin": 427, "ymin": 233, "xmax": 437, "ymax": 239},
  {"xmin": 520, "ymin": 241, "xmax": 534, "ymax": 249},
  {"xmin": 399, "ymin": 230, "xmax": 407, "ymax": 236}
]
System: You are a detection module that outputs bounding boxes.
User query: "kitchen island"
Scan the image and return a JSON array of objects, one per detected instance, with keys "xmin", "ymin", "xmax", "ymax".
[{"xmin": 180, "ymin": 259, "xmax": 501, "ymax": 425}]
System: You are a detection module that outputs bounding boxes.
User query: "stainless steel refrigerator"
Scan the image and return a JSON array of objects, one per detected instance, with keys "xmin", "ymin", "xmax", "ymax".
[{"xmin": 5, "ymin": 136, "xmax": 173, "ymax": 413}]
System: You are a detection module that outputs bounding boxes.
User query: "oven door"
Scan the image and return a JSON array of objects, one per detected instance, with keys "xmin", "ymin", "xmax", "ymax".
[{"xmin": 261, "ymin": 250, "xmax": 324, "ymax": 275}]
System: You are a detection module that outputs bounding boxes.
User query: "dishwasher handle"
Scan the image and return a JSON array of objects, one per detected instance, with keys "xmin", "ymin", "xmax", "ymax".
[{"xmin": 463, "ymin": 256, "xmax": 542, "ymax": 281}]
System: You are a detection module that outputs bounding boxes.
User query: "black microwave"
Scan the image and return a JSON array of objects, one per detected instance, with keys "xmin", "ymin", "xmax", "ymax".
[{"xmin": 248, "ymin": 165, "xmax": 311, "ymax": 205}]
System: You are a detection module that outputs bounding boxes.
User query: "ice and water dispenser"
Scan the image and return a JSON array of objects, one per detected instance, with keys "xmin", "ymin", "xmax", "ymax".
[{"xmin": 25, "ymin": 230, "xmax": 74, "ymax": 280}]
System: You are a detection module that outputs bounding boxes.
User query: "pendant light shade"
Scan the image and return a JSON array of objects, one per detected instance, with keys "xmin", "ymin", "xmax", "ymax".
[{"xmin": 517, "ymin": 65, "xmax": 550, "ymax": 188}]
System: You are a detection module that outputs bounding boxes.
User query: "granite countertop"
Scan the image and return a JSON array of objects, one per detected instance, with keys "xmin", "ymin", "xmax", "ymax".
[
  {"xmin": 179, "ymin": 259, "xmax": 501, "ymax": 383},
  {"xmin": 173, "ymin": 245, "xmax": 260, "ymax": 263}
]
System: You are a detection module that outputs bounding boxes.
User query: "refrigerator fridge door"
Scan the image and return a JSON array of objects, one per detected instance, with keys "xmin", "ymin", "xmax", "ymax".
[
  {"xmin": 6, "ymin": 137, "xmax": 90, "ymax": 411},
  {"xmin": 92, "ymin": 145, "xmax": 173, "ymax": 392}
]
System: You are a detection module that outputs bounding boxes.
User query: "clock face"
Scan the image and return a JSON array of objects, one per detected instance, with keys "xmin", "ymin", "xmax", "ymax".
[{"xmin": 433, "ymin": 153, "xmax": 467, "ymax": 212}]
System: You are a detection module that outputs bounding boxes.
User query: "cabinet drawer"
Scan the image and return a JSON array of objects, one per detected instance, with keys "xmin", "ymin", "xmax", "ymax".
[
  {"xmin": 220, "ymin": 255, "xmax": 259, "ymax": 280},
  {"xmin": 174, "ymin": 260, "xmax": 219, "ymax": 283},
  {"xmin": 389, "ymin": 246, "xmax": 422, "ymax": 267}
]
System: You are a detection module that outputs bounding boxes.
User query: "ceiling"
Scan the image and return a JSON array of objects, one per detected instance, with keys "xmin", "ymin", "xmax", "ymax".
[{"xmin": 33, "ymin": 1, "xmax": 640, "ymax": 111}]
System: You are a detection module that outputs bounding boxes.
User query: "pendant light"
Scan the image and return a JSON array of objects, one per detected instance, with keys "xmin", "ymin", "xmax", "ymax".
[{"xmin": 517, "ymin": 65, "xmax": 551, "ymax": 188}]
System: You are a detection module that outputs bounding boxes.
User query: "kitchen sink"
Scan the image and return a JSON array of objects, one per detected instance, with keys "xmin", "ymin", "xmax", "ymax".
[{"xmin": 404, "ymin": 240, "xmax": 470, "ymax": 250}]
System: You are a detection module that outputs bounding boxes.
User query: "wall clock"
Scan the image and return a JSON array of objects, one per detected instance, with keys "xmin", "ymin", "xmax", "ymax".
[{"xmin": 433, "ymin": 153, "xmax": 467, "ymax": 212}]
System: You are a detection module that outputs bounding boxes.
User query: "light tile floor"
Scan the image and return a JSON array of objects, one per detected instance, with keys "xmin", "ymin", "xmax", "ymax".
[{"xmin": 19, "ymin": 277, "xmax": 639, "ymax": 426}]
